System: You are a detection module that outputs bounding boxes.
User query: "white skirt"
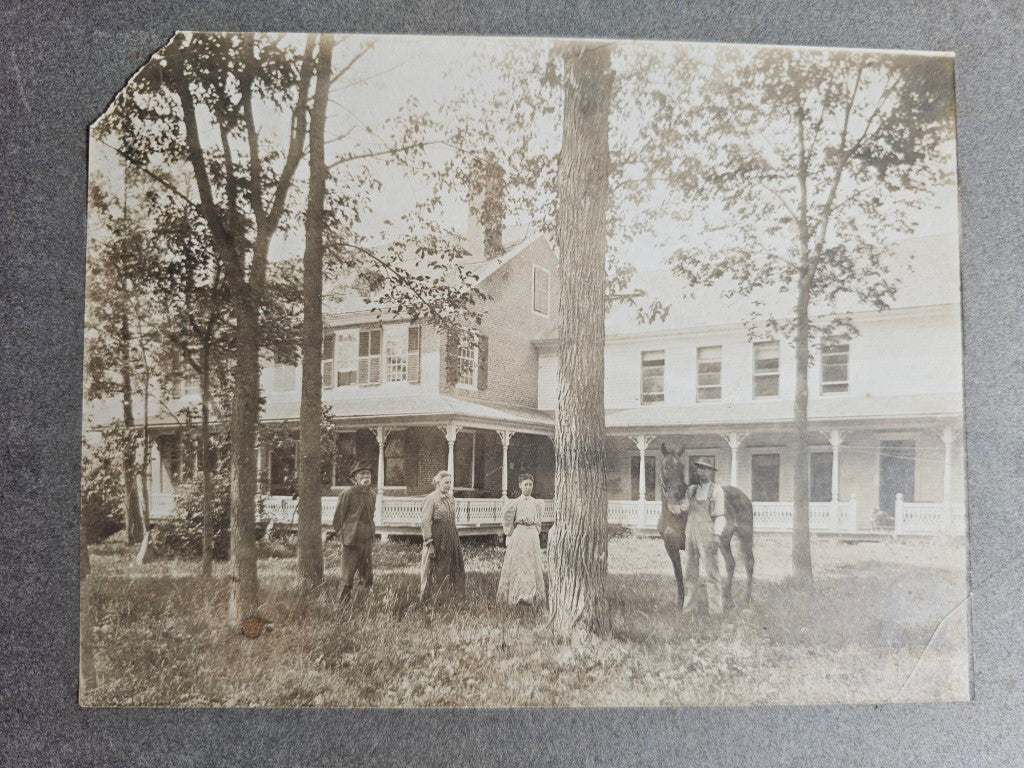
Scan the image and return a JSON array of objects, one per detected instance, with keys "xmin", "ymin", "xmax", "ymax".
[{"xmin": 496, "ymin": 524, "xmax": 546, "ymax": 606}]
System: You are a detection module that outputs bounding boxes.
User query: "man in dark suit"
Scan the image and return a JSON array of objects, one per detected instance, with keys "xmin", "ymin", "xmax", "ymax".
[{"xmin": 333, "ymin": 460, "xmax": 377, "ymax": 601}]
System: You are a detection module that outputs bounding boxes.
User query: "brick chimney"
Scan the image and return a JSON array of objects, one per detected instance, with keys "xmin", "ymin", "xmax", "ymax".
[{"xmin": 465, "ymin": 154, "xmax": 506, "ymax": 260}]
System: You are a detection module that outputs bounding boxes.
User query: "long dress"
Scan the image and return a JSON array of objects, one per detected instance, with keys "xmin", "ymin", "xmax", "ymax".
[
  {"xmin": 419, "ymin": 490, "xmax": 466, "ymax": 601},
  {"xmin": 496, "ymin": 495, "xmax": 546, "ymax": 606}
]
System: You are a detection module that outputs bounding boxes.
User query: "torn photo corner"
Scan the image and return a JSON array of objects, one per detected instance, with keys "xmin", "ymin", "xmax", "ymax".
[{"xmin": 80, "ymin": 31, "xmax": 968, "ymax": 707}]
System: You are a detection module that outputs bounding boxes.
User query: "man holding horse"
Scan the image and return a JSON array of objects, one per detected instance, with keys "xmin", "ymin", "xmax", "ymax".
[{"xmin": 678, "ymin": 458, "xmax": 727, "ymax": 615}]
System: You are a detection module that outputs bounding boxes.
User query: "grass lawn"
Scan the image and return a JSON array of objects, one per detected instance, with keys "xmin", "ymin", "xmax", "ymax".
[{"xmin": 81, "ymin": 532, "xmax": 969, "ymax": 707}]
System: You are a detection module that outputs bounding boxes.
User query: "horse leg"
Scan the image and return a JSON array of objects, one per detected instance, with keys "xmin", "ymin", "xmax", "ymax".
[
  {"xmin": 719, "ymin": 531, "xmax": 736, "ymax": 609},
  {"xmin": 665, "ymin": 538, "xmax": 685, "ymax": 608},
  {"xmin": 739, "ymin": 530, "xmax": 755, "ymax": 604}
]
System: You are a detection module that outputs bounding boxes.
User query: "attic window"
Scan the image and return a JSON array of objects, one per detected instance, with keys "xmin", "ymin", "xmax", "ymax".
[{"xmin": 533, "ymin": 265, "xmax": 550, "ymax": 316}]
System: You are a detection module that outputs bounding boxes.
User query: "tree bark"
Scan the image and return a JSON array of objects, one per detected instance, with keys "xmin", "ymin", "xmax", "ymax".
[
  {"xmin": 791, "ymin": 108, "xmax": 814, "ymax": 587},
  {"xmin": 200, "ymin": 348, "xmax": 214, "ymax": 579},
  {"xmin": 228, "ymin": 298, "xmax": 261, "ymax": 622},
  {"xmin": 792, "ymin": 269, "xmax": 814, "ymax": 586},
  {"xmin": 169, "ymin": 36, "xmax": 316, "ymax": 625},
  {"xmin": 297, "ymin": 33, "xmax": 333, "ymax": 589},
  {"xmin": 119, "ymin": 316, "xmax": 145, "ymax": 545},
  {"xmin": 548, "ymin": 42, "xmax": 613, "ymax": 639}
]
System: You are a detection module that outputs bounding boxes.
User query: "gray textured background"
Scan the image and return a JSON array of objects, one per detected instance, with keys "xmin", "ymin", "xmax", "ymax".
[{"xmin": 2, "ymin": 1, "xmax": 1022, "ymax": 766}]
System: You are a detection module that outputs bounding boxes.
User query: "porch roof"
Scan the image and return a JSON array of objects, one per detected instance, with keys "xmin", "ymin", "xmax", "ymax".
[
  {"xmin": 147, "ymin": 393, "xmax": 554, "ymax": 434},
  {"xmin": 603, "ymin": 392, "xmax": 964, "ymax": 434}
]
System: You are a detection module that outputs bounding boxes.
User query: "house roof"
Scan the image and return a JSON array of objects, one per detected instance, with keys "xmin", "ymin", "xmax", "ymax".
[
  {"xmin": 142, "ymin": 393, "xmax": 554, "ymax": 434},
  {"xmin": 603, "ymin": 391, "xmax": 963, "ymax": 433},
  {"xmin": 324, "ymin": 231, "xmax": 549, "ymax": 322},
  {"xmin": 535, "ymin": 232, "xmax": 960, "ymax": 344}
]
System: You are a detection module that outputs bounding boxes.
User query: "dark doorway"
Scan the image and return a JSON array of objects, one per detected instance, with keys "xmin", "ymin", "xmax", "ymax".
[
  {"xmin": 750, "ymin": 453, "xmax": 780, "ymax": 502},
  {"xmin": 879, "ymin": 440, "xmax": 915, "ymax": 513},
  {"xmin": 810, "ymin": 452, "xmax": 833, "ymax": 503}
]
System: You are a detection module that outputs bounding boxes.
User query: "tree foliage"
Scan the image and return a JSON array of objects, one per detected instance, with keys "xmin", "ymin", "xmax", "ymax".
[{"xmin": 655, "ymin": 46, "xmax": 955, "ymax": 582}]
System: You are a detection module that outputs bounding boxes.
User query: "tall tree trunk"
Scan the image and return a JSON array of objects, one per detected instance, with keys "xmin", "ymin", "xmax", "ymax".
[
  {"xmin": 200, "ymin": 348, "xmax": 214, "ymax": 578},
  {"xmin": 228, "ymin": 298, "xmax": 261, "ymax": 623},
  {"xmin": 119, "ymin": 316, "xmax": 145, "ymax": 545},
  {"xmin": 297, "ymin": 33, "xmax": 333, "ymax": 589},
  {"xmin": 136, "ymin": 311, "xmax": 152, "ymax": 531},
  {"xmin": 792, "ymin": 271, "xmax": 813, "ymax": 586},
  {"xmin": 548, "ymin": 42, "xmax": 613, "ymax": 639}
]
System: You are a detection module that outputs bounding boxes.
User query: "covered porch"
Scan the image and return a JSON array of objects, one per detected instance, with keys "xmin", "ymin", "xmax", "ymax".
[{"xmin": 603, "ymin": 406, "xmax": 967, "ymax": 538}]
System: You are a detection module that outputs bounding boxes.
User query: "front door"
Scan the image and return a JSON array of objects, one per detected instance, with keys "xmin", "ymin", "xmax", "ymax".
[{"xmin": 879, "ymin": 440, "xmax": 915, "ymax": 513}]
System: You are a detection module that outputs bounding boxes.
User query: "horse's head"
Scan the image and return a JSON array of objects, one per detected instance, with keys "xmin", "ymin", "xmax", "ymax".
[{"xmin": 660, "ymin": 443, "xmax": 688, "ymax": 504}]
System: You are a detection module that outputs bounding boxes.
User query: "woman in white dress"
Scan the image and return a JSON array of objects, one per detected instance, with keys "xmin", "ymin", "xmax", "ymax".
[{"xmin": 497, "ymin": 473, "xmax": 546, "ymax": 606}]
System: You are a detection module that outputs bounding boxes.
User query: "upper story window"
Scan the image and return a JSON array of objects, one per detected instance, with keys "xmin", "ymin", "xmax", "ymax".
[
  {"xmin": 334, "ymin": 330, "xmax": 358, "ymax": 387},
  {"xmin": 346, "ymin": 325, "xmax": 421, "ymax": 386},
  {"xmin": 271, "ymin": 363, "xmax": 297, "ymax": 392},
  {"xmin": 533, "ymin": 265, "xmax": 551, "ymax": 316},
  {"xmin": 697, "ymin": 345, "xmax": 722, "ymax": 401},
  {"xmin": 753, "ymin": 340, "xmax": 780, "ymax": 398},
  {"xmin": 447, "ymin": 331, "xmax": 489, "ymax": 390},
  {"xmin": 457, "ymin": 336, "xmax": 479, "ymax": 387},
  {"xmin": 168, "ymin": 350, "xmax": 198, "ymax": 399},
  {"xmin": 641, "ymin": 350, "xmax": 665, "ymax": 404},
  {"xmin": 820, "ymin": 336, "xmax": 849, "ymax": 394}
]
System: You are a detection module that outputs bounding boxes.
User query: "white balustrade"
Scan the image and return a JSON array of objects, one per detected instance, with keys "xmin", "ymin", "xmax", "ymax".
[
  {"xmin": 897, "ymin": 499, "xmax": 967, "ymax": 536},
  {"xmin": 147, "ymin": 488, "xmax": 962, "ymax": 538}
]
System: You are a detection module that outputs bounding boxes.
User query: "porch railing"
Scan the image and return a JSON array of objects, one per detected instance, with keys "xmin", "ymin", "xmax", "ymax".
[
  {"xmin": 146, "ymin": 491, "xmax": 964, "ymax": 537},
  {"xmin": 895, "ymin": 494, "xmax": 967, "ymax": 535}
]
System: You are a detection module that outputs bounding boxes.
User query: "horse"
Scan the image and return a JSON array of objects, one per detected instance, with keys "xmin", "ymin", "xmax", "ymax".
[{"xmin": 656, "ymin": 443, "xmax": 755, "ymax": 608}]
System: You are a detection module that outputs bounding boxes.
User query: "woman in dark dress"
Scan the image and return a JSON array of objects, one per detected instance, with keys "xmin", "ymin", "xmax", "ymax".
[{"xmin": 419, "ymin": 470, "xmax": 466, "ymax": 602}]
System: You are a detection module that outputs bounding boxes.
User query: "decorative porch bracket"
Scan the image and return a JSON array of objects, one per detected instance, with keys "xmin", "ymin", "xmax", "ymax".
[
  {"xmin": 718, "ymin": 432, "xmax": 749, "ymax": 487},
  {"xmin": 496, "ymin": 429, "xmax": 516, "ymax": 499},
  {"xmin": 437, "ymin": 424, "xmax": 463, "ymax": 487},
  {"xmin": 372, "ymin": 426, "xmax": 394, "ymax": 522}
]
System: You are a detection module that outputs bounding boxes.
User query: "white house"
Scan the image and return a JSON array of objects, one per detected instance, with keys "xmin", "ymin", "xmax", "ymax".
[
  {"xmin": 535, "ymin": 232, "xmax": 966, "ymax": 534},
  {"xmin": 90, "ymin": 228, "xmax": 965, "ymax": 537}
]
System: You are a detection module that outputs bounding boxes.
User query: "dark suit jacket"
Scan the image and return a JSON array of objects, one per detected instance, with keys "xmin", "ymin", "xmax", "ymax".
[{"xmin": 333, "ymin": 485, "xmax": 376, "ymax": 546}]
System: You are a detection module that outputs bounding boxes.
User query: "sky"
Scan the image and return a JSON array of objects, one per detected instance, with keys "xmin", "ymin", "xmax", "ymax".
[{"xmin": 90, "ymin": 33, "xmax": 961, "ymax": 275}]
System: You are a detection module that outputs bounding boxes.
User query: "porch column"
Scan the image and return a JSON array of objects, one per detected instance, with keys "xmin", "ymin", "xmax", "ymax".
[
  {"xmin": 941, "ymin": 426, "xmax": 955, "ymax": 530},
  {"xmin": 724, "ymin": 432, "xmax": 746, "ymax": 487},
  {"xmin": 438, "ymin": 424, "xmax": 462, "ymax": 487},
  {"xmin": 373, "ymin": 426, "xmax": 393, "ymax": 523},
  {"xmin": 632, "ymin": 434, "xmax": 653, "ymax": 520},
  {"xmin": 829, "ymin": 429, "xmax": 844, "ymax": 531},
  {"xmin": 149, "ymin": 440, "xmax": 160, "ymax": 499},
  {"xmin": 497, "ymin": 429, "xmax": 516, "ymax": 499}
]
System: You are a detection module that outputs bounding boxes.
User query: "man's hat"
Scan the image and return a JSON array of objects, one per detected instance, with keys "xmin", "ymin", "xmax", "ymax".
[
  {"xmin": 692, "ymin": 458, "xmax": 718, "ymax": 472},
  {"xmin": 349, "ymin": 460, "xmax": 374, "ymax": 479}
]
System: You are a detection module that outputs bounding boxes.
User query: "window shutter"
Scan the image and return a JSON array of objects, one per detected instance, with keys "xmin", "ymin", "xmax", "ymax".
[
  {"xmin": 445, "ymin": 330, "xmax": 460, "ymax": 386},
  {"xmin": 357, "ymin": 330, "xmax": 369, "ymax": 385},
  {"xmin": 407, "ymin": 326, "xmax": 421, "ymax": 384},
  {"xmin": 477, "ymin": 335, "xmax": 489, "ymax": 390},
  {"xmin": 369, "ymin": 329, "xmax": 382, "ymax": 385}
]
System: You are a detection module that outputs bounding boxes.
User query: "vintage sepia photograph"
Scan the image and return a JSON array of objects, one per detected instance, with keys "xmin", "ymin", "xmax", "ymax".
[{"xmin": 79, "ymin": 31, "xmax": 968, "ymax": 707}]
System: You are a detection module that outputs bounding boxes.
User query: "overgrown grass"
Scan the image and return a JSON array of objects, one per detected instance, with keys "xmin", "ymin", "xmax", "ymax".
[{"xmin": 82, "ymin": 533, "xmax": 969, "ymax": 707}]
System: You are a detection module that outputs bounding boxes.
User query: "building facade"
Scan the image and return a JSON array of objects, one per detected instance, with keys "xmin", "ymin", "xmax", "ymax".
[{"xmin": 113, "ymin": 230, "xmax": 965, "ymax": 535}]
